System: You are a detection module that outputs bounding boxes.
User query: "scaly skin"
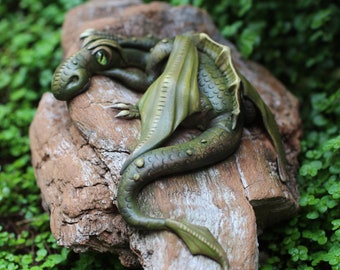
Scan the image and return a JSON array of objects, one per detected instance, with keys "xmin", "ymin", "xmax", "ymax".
[
  {"xmin": 117, "ymin": 35, "xmax": 245, "ymax": 268},
  {"xmin": 118, "ymin": 113, "xmax": 243, "ymax": 270},
  {"xmin": 51, "ymin": 31, "xmax": 288, "ymax": 269},
  {"xmin": 118, "ymin": 35, "xmax": 201, "ymax": 172}
]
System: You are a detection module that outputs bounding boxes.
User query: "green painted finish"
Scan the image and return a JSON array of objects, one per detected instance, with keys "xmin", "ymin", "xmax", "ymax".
[{"xmin": 51, "ymin": 30, "xmax": 288, "ymax": 269}]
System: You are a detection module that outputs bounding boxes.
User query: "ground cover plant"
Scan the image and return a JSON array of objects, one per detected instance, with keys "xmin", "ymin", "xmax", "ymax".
[{"xmin": 0, "ymin": 0, "xmax": 339, "ymax": 269}]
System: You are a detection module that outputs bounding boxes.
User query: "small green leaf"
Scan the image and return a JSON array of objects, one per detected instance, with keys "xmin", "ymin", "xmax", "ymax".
[
  {"xmin": 311, "ymin": 8, "xmax": 332, "ymax": 29},
  {"xmin": 302, "ymin": 229, "xmax": 327, "ymax": 245},
  {"xmin": 289, "ymin": 245, "xmax": 309, "ymax": 261},
  {"xmin": 313, "ymin": 114, "xmax": 328, "ymax": 127},
  {"xmin": 36, "ymin": 249, "xmax": 47, "ymax": 262},
  {"xmin": 326, "ymin": 182, "xmax": 340, "ymax": 199},
  {"xmin": 21, "ymin": 254, "xmax": 33, "ymax": 266},
  {"xmin": 221, "ymin": 21, "xmax": 243, "ymax": 37},
  {"xmin": 331, "ymin": 219, "xmax": 340, "ymax": 230},
  {"xmin": 41, "ymin": 254, "xmax": 67, "ymax": 268},
  {"xmin": 306, "ymin": 211, "xmax": 319, "ymax": 220},
  {"xmin": 238, "ymin": 0, "xmax": 252, "ymax": 16},
  {"xmin": 306, "ymin": 150, "xmax": 322, "ymax": 159},
  {"xmin": 238, "ymin": 22, "xmax": 265, "ymax": 57},
  {"xmin": 300, "ymin": 161, "xmax": 323, "ymax": 177},
  {"xmin": 322, "ymin": 135, "xmax": 340, "ymax": 151},
  {"xmin": 325, "ymin": 246, "xmax": 340, "ymax": 266}
]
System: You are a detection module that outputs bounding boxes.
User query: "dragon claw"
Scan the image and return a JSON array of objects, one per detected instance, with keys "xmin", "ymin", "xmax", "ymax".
[
  {"xmin": 115, "ymin": 110, "xmax": 133, "ymax": 119},
  {"xmin": 111, "ymin": 102, "xmax": 133, "ymax": 110},
  {"xmin": 111, "ymin": 102, "xmax": 140, "ymax": 119}
]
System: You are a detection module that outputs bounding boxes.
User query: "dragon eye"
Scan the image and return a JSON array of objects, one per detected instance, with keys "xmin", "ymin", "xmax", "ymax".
[{"xmin": 95, "ymin": 49, "xmax": 110, "ymax": 66}]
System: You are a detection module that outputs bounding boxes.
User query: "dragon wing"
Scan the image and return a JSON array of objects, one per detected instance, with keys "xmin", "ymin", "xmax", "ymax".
[
  {"xmin": 240, "ymin": 73, "xmax": 288, "ymax": 182},
  {"xmin": 120, "ymin": 35, "xmax": 201, "ymax": 172}
]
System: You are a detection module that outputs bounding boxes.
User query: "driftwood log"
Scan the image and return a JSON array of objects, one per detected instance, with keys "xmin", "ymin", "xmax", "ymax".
[{"xmin": 29, "ymin": 0, "xmax": 301, "ymax": 269}]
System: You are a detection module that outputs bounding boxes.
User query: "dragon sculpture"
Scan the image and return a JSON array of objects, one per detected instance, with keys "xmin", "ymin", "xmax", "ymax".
[{"xmin": 51, "ymin": 30, "xmax": 288, "ymax": 269}]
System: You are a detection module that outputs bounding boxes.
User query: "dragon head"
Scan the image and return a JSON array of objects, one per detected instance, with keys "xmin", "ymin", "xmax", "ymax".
[{"xmin": 51, "ymin": 37, "xmax": 125, "ymax": 101}]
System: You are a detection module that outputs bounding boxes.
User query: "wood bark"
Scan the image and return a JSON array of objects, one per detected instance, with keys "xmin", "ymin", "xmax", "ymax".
[{"xmin": 29, "ymin": 0, "xmax": 301, "ymax": 269}]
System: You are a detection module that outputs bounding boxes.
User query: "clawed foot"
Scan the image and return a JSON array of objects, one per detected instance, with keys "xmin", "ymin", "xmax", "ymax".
[{"xmin": 110, "ymin": 102, "xmax": 140, "ymax": 119}]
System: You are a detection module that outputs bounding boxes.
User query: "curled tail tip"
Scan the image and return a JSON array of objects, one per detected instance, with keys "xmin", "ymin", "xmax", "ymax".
[
  {"xmin": 277, "ymin": 155, "xmax": 289, "ymax": 182},
  {"xmin": 278, "ymin": 165, "xmax": 289, "ymax": 183},
  {"xmin": 165, "ymin": 219, "xmax": 229, "ymax": 269}
]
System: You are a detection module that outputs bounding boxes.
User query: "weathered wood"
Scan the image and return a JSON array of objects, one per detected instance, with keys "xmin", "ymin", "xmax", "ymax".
[{"xmin": 29, "ymin": 0, "xmax": 301, "ymax": 269}]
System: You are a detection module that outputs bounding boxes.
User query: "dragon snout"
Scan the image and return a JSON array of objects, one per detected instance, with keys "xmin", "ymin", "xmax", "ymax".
[{"xmin": 51, "ymin": 55, "xmax": 91, "ymax": 101}]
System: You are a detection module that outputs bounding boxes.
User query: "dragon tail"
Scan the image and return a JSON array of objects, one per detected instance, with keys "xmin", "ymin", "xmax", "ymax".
[{"xmin": 117, "ymin": 114, "xmax": 243, "ymax": 269}]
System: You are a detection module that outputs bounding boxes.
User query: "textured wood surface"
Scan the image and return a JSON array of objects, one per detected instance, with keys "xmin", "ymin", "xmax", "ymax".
[{"xmin": 30, "ymin": 0, "xmax": 301, "ymax": 269}]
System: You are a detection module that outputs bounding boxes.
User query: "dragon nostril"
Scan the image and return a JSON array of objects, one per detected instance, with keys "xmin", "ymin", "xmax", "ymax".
[{"xmin": 70, "ymin": 75, "xmax": 79, "ymax": 83}]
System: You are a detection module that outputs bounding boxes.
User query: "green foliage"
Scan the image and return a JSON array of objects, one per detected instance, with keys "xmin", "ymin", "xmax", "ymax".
[
  {"xmin": 0, "ymin": 0, "xmax": 123, "ymax": 269},
  {"xmin": 259, "ymin": 88, "xmax": 339, "ymax": 269},
  {"xmin": 1, "ymin": 0, "xmax": 339, "ymax": 269}
]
